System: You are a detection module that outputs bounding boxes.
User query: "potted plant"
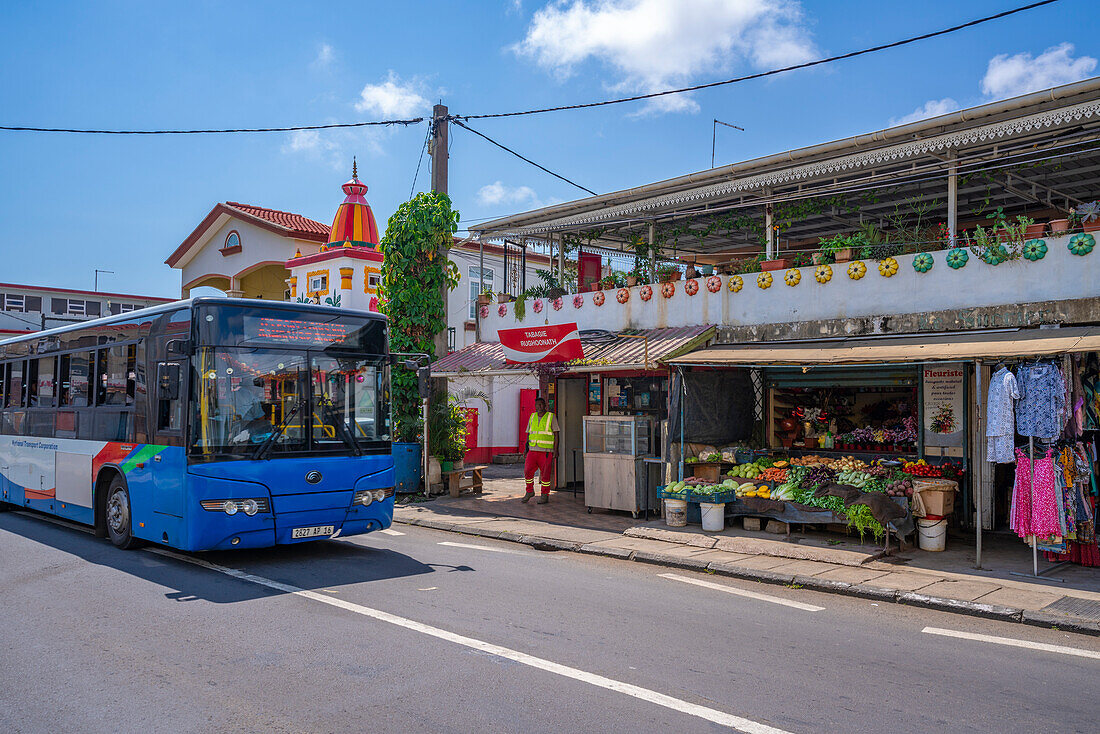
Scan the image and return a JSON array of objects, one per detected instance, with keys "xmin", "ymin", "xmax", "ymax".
[
  {"xmin": 598, "ymin": 274, "xmax": 617, "ymax": 290},
  {"xmin": 760, "ymin": 254, "xmax": 792, "ymax": 271},
  {"xmin": 496, "ymin": 291, "xmax": 513, "ymax": 304},
  {"xmin": 1024, "ymin": 220, "xmax": 1046, "ymax": 238},
  {"xmin": 1074, "ymin": 201, "xmax": 1100, "ymax": 233},
  {"xmin": 818, "ymin": 233, "xmax": 848, "ymax": 263},
  {"xmin": 656, "ymin": 263, "xmax": 680, "ymax": 283},
  {"xmin": 477, "ymin": 286, "xmax": 493, "ymax": 306},
  {"xmin": 685, "ymin": 263, "xmax": 700, "ymax": 279},
  {"xmin": 1049, "ymin": 215, "xmax": 1070, "ymax": 234},
  {"xmin": 430, "ymin": 394, "xmax": 469, "ymax": 475}
]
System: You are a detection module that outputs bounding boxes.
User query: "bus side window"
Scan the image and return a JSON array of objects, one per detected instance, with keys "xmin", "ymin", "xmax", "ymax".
[{"xmin": 157, "ymin": 362, "xmax": 182, "ymax": 431}]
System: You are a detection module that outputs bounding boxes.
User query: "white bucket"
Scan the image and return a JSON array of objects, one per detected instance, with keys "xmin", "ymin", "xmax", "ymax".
[
  {"xmin": 664, "ymin": 499, "xmax": 687, "ymax": 527},
  {"xmin": 916, "ymin": 517, "xmax": 948, "ymax": 552},
  {"xmin": 700, "ymin": 502, "xmax": 725, "ymax": 532}
]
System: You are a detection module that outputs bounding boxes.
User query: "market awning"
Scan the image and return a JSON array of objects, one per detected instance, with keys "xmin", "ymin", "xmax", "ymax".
[{"xmin": 670, "ymin": 327, "xmax": 1100, "ymax": 366}]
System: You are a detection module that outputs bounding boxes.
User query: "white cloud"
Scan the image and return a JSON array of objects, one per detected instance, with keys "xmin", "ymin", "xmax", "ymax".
[
  {"xmin": 981, "ymin": 43, "xmax": 1097, "ymax": 100},
  {"xmin": 889, "ymin": 97, "xmax": 959, "ymax": 126},
  {"xmin": 282, "ymin": 128, "xmax": 384, "ymax": 170},
  {"xmin": 354, "ymin": 71, "xmax": 429, "ymax": 118},
  {"xmin": 513, "ymin": 0, "xmax": 815, "ymax": 115},
  {"xmin": 312, "ymin": 43, "xmax": 334, "ymax": 69},
  {"xmin": 477, "ymin": 181, "xmax": 539, "ymax": 206}
]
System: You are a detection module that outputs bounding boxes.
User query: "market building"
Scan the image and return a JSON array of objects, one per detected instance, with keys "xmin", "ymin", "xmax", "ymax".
[{"xmin": 461, "ymin": 77, "xmax": 1100, "ymax": 572}]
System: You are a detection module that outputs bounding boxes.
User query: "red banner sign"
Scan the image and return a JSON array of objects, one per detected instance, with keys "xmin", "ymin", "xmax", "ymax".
[{"xmin": 499, "ymin": 323, "xmax": 584, "ymax": 364}]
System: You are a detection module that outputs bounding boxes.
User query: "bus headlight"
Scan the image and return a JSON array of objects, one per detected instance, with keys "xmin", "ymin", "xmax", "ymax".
[
  {"xmin": 352, "ymin": 489, "xmax": 374, "ymax": 506},
  {"xmin": 222, "ymin": 500, "xmax": 239, "ymax": 515},
  {"xmin": 201, "ymin": 498, "xmax": 270, "ymax": 515},
  {"xmin": 241, "ymin": 499, "xmax": 259, "ymax": 516},
  {"xmin": 372, "ymin": 489, "xmax": 387, "ymax": 502}
]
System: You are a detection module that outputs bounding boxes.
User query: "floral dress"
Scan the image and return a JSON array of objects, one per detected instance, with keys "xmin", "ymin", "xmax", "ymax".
[
  {"xmin": 1015, "ymin": 363, "xmax": 1066, "ymax": 439},
  {"xmin": 985, "ymin": 366, "xmax": 1019, "ymax": 463},
  {"xmin": 1011, "ymin": 449, "xmax": 1062, "ymax": 540}
]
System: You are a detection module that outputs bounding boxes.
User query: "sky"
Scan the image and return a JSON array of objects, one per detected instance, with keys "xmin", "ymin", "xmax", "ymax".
[{"xmin": 1, "ymin": 0, "xmax": 1097, "ymax": 298}]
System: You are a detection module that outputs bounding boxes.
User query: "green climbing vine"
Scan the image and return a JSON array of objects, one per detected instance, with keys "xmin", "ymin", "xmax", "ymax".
[{"xmin": 378, "ymin": 192, "xmax": 461, "ymax": 442}]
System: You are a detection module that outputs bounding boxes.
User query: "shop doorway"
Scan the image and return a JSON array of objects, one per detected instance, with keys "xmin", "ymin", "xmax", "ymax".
[{"xmin": 558, "ymin": 378, "xmax": 586, "ymax": 489}]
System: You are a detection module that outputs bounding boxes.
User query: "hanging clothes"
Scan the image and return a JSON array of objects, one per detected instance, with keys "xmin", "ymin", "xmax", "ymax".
[
  {"xmin": 985, "ymin": 366, "xmax": 1019, "ymax": 463},
  {"xmin": 1015, "ymin": 362, "xmax": 1066, "ymax": 440},
  {"xmin": 1011, "ymin": 448, "xmax": 1062, "ymax": 541},
  {"xmin": 1082, "ymin": 353, "xmax": 1099, "ymax": 432}
]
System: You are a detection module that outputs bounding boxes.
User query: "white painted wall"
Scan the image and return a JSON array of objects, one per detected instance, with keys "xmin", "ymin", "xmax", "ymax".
[
  {"xmin": 481, "ymin": 236, "xmax": 1100, "ymax": 336},
  {"xmin": 448, "ymin": 371, "xmax": 538, "ymax": 452},
  {"xmin": 0, "ymin": 285, "xmax": 168, "ymax": 334},
  {"xmin": 448, "ymin": 248, "xmax": 546, "ymax": 351}
]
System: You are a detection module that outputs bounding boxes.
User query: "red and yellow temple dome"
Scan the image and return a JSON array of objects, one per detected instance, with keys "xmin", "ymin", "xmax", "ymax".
[{"xmin": 327, "ymin": 158, "xmax": 379, "ymax": 248}]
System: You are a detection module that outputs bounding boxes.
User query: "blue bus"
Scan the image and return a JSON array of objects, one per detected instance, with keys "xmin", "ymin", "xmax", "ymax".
[{"xmin": 0, "ymin": 298, "xmax": 395, "ymax": 550}]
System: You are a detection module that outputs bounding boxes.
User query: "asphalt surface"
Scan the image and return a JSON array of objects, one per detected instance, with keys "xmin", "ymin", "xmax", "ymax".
[{"xmin": 2, "ymin": 508, "xmax": 1098, "ymax": 733}]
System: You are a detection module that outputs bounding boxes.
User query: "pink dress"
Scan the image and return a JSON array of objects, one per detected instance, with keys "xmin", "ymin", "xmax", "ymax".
[{"xmin": 1011, "ymin": 449, "xmax": 1061, "ymax": 540}]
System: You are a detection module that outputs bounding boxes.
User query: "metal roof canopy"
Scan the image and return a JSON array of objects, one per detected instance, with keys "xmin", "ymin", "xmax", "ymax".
[
  {"xmin": 473, "ymin": 79, "xmax": 1100, "ymax": 259},
  {"xmin": 670, "ymin": 327, "xmax": 1100, "ymax": 366}
]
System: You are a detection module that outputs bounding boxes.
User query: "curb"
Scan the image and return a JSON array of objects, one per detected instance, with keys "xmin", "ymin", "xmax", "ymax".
[{"xmin": 394, "ymin": 515, "xmax": 1100, "ymax": 637}]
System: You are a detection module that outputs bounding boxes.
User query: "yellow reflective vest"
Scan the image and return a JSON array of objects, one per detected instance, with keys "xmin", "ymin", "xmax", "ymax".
[{"xmin": 527, "ymin": 412, "xmax": 555, "ymax": 451}]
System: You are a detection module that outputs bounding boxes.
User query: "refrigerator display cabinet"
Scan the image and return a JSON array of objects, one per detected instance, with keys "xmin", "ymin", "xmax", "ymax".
[{"xmin": 582, "ymin": 415, "xmax": 657, "ymax": 516}]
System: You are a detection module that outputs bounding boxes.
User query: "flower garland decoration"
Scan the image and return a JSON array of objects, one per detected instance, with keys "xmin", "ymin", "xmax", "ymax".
[
  {"xmin": 497, "ymin": 303, "xmax": 507, "ymax": 317},
  {"xmin": 661, "ymin": 281, "xmax": 676, "ymax": 298},
  {"xmin": 592, "ymin": 291, "xmax": 606, "ymax": 306},
  {"xmin": 478, "ymin": 305, "xmax": 489, "ymax": 319},
  {"xmin": 706, "ymin": 275, "xmax": 722, "ymax": 293},
  {"xmin": 912, "ymin": 253, "xmax": 934, "ymax": 273},
  {"xmin": 616, "ymin": 288, "xmax": 629, "ymax": 304},
  {"xmin": 847, "ymin": 261, "xmax": 867, "ymax": 280},
  {"xmin": 572, "ymin": 294, "xmax": 584, "ymax": 309},
  {"xmin": 757, "ymin": 272, "xmax": 773, "ymax": 289},
  {"xmin": 728, "ymin": 275, "xmax": 743, "ymax": 292},
  {"xmin": 877, "ymin": 257, "xmax": 899, "ymax": 277},
  {"xmin": 814, "ymin": 265, "xmax": 832, "ymax": 283},
  {"xmin": 1022, "ymin": 239, "xmax": 1048, "ymax": 261},
  {"xmin": 684, "ymin": 278, "xmax": 700, "ymax": 296},
  {"xmin": 1068, "ymin": 233, "xmax": 1096, "ymax": 256},
  {"xmin": 946, "ymin": 248, "xmax": 969, "ymax": 269},
  {"xmin": 551, "ymin": 296, "xmax": 563, "ymax": 310},
  {"xmin": 639, "ymin": 284, "xmax": 653, "ymax": 301},
  {"xmin": 783, "ymin": 268, "xmax": 801, "ymax": 286},
  {"xmin": 532, "ymin": 299, "xmax": 543, "ymax": 314}
]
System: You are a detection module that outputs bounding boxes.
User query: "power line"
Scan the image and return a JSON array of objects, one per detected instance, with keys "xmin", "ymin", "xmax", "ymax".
[
  {"xmin": 0, "ymin": 118, "xmax": 424, "ymax": 135},
  {"xmin": 410, "ymin": 122, "xmax": 431, "ymax": 199},
  {"xmin": 451, "ymin": 119, "xmax": 597, "ymax": 196},
  {"xmin": 452, "ymin": 0, "xmax": 1063, "ymax": 121}
]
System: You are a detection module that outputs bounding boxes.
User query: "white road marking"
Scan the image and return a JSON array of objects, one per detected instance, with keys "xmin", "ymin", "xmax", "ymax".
[
  {"xmin": 437, "ymin": 541, "xmax": 533, "ymax": 556},
  {"xmin": 379, "ymin": 529, "xmax": 405, "ymax": 536},
  {"xmin": 659, "ymin": 573, "xmax": 825, "ymax": 612},
  {"xmin": 147, "ymin": 547, "xmax": 790, "ymax": 733},
  {"xmin": 922, "ymin": 627, "xmax": 1100, "ymax": 661}
]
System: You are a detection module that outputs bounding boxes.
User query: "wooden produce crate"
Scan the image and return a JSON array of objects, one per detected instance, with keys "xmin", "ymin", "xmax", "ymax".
[{"xmin": 689, "ymin": 462, "xmax": 729, "ymax": 483}]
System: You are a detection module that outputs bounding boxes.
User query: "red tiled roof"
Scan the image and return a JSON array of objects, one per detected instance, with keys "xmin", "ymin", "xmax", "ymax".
[
  {"xmin": 433, "ymin": 325, "xmax": 716, "ymax": 374},
  {"xmin": 225, "ymin": 202, "xmax": 330, "ymax": 238}
]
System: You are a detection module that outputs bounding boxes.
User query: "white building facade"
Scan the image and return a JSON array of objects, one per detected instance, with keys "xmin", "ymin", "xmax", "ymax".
[{"xmin": 0, "ymin": 283, "xmax": 171, "ymax": 336}]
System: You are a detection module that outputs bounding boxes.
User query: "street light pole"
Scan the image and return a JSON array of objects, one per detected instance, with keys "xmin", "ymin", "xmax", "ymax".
[{"xmin": 94, "ymin": 269, "xmax": 114, "ymax": 292}]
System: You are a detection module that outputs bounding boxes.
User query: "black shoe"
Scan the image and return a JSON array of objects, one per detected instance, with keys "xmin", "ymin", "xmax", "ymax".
[
  {"xmin": 536, "ymin": 495, "xmax": 549, "ymax": 504},
  {"xmin": 521, "ymin": 493, "xmax": 534, "ymax": 503}
]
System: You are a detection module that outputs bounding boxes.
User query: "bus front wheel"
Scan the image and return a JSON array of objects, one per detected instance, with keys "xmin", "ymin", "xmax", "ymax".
[{"xmin": 105, "ymin": 477, "xmax": 143, "ymax": 550}]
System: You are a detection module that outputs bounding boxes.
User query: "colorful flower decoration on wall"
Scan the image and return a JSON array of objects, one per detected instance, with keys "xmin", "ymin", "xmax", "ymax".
[
  {"xmin": 684, "ymin": 278, "xmax": 699, "ymax": 296},
  {"xmin": 847, "ymin": 261, "xmax": 867, "ymax": 280},
  {"xmin": 616, "ymin": 288, "xmax": 629, "ymax": 304},
  {"xmin": 532, "ymin": 299, "xmax": 543, "ymax": 313},
  {"xmin": 572, "ymin": 294, "xmax": 584, "ymax": 309},
  {"xmin": 877, "ymin": 257, "xmax": 899, "ymax": 277},
  {"xmin": 478, "ymin": 305, "xmax": 489, "ymax": 319},
  {"xmin": 814, "ymin": 265, "xmax": 832, "ymax": 283},
  {"xmin": 728, "ymin": 275, "xmax": 743, "ymax": 292},
  {"xmin": 979, "ymin": 244, "xmax": 1009, "ymax": 265},
  {"xmin": 1068, "ymin": 233, "xmax": 1096, "ymax": 256},
  {"xmin": 1022, "ymin": 239, "xmax": 1048, "ymax": 261},
  {"xmin": 757, "ymin": 272, "xmax": 773, "ymax": 289},
  {"xmin": 661, "ymin": 281, "xmax": 676, "ymax": 298},
  {"xmin": 639, "ymin": 285, "xmax": 653, "ymax": 301},
  {"xmin": 912, "ymin": 253, "xmax": 934, "ymax": 273},
  {"xmin": 946, "ymin": 248, "xmax": 969, "ymax": 269},
  {"xmin": 497, "ymin": 304, "xmax": 508, "ymax": 317},
  {"xmin": 551, "ymin": 296, "xmax": 563, "ymax": 310},
  {"xmin": 784, "ymin": 268, "xmax": 801, "ymax": 286},
  {"xmin": 592, "ymin": 291, "xmax": 605, "ymax": 306},
  {"xmin": 706, "ymin": 275, "xmax": 722, "ymax": 293}
]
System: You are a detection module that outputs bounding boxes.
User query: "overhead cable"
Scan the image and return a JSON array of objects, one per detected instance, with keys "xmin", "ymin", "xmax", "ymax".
[
  {"xmin": 0, "ymin": 118, "xmax": 424, "ymax": 135},
  {"xmin": 452, "ymin": 0, "xmax": 1062, "ymax": 121},
  {"xmin": 451, "ymin": 119, "xmax": 597, "ymax": 196}
]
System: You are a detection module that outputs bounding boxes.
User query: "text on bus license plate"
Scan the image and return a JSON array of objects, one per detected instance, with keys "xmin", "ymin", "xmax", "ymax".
[{"xmin": 292, "ymin": 525, "xmax": 335, "ymax": 539}]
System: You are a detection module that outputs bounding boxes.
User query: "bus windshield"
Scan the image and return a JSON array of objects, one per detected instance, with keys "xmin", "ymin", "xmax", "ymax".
[{"xmin": 190, "ymin": 305, "xmax": 390, "ymax": 458}]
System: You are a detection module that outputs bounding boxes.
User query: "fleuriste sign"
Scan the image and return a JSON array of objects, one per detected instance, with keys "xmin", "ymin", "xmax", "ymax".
[{"xmin": 499, "ymin": 323, "xmax": 583, "ymax": 364}]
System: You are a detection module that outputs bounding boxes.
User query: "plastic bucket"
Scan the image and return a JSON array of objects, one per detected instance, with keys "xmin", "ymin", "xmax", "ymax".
[
  {"xmin": 916, "ymin": 515, "xmax": 948, "ymax": 552},
  {"xmin": 664, "ymin": 499, "xmax": 688, "ymax": 527},
  {"xmin": 700, "ymin": 502, "xmax": 726, "ymax": 532}
]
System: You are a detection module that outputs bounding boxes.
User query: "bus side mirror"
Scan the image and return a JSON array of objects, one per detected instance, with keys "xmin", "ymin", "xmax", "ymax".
[{"xmin": 157, "ymin": 363, "xmax": 181, "ymax": 400}]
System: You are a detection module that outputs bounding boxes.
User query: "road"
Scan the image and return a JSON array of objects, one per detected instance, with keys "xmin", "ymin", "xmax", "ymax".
[{"xmin": 1, "ymin": 509, "xmax": 1097, "ymax": 733}]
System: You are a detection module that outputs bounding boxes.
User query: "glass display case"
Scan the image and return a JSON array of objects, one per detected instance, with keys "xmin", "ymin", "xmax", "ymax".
[{"xmin": 582, "ymin": 416, "xmax": 657, "ymax": 516}]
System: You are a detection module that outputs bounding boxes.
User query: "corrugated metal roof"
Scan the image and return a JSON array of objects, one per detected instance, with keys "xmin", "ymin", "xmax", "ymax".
[{"xmin": 434, "ymin": 325, "xmax": 715, "ymax": 375}]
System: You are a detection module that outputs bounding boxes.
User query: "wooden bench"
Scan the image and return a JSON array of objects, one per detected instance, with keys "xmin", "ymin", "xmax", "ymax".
[{"xmin": 443, "ymin": 465, "xmax": 487, "ymax": 498}]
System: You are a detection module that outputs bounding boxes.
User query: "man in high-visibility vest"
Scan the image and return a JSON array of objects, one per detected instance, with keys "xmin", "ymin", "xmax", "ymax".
[{"xmin": 522, "ymin": 397, "xmax": 559, "ymax": 504}]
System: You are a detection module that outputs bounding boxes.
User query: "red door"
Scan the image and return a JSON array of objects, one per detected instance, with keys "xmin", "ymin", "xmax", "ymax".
[
  {"xmin": 462, "ymin": 408, "xmax": 480, "ymax": 462},
  {"xmin": 518, "ymin": 388, "xmax": 538, "ymax": 453}
]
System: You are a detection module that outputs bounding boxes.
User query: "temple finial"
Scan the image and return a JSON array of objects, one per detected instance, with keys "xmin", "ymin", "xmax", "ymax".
[{"xmin": 352, "ymin": 156, "xmax": 358, "ymax": 179}]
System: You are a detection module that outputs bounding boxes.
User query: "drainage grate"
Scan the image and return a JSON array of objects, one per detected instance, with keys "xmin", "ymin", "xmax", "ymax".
[{"xmin": 1040, "ymin": 596, "xmax": 1100, "ymax": 622}]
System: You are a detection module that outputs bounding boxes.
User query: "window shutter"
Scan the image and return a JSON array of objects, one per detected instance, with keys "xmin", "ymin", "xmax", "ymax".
[
  {"xmin": 26, "ymin": 296, "xmax": 41, "ymax": 312},
  {"xmin": 52, "ymin": 298, "xmax": 67, "ymax": 314},
  {"xmin": 86, "ymin": 301, "xmax": 101, "ymax": 316}
]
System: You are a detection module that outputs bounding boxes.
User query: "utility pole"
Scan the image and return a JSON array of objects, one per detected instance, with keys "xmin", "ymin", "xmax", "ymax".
[{"xmin": 430, "ymin": 104, "xmax": 449, "ymax": 195}]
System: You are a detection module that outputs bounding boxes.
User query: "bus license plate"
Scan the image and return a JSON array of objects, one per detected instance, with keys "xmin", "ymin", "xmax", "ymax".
[{"xmin": 291, "ymin": 525, "xmax": 335, "ymax": 539}]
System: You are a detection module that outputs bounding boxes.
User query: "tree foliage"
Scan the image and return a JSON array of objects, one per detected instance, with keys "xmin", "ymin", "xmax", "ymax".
[{"xmin": 378, "ymin": 191, "xmax": 460, "ymax": 442}]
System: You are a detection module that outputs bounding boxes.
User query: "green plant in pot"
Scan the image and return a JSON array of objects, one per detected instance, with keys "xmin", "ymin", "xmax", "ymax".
[
  {"xmin": 598, "ymin": 274, "xmax": 617, "ymax": 290},
  {"xmin": 656, "ymin": 263, "xmax": 680, "ymax": 282},
  {"xmin": 429, "ymin": 394, "xmax": 469, "ymax": 472}
]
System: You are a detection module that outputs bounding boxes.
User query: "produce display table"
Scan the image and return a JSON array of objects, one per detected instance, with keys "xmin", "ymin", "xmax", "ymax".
[{"xmin": 722, "ymin": 495, "xmax": 915, "ymax": 540}]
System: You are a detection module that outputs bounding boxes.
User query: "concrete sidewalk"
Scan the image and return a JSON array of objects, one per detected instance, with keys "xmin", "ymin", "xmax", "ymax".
[{"xmin": 395, "ymin": 501, "xmax": 1100, "ymax": 636}]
